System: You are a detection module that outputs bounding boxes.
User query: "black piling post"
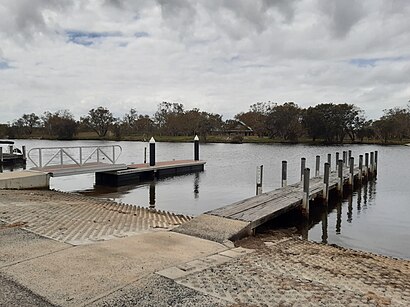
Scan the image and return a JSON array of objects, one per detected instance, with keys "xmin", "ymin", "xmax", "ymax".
[
  {"xmin": 342, "ymin": 151, "xmax": 347, "ymax": 167},
  {"xmin": 370, "ymin": 152, "xmax": 374, "ymax": 178},
  {"xmin": 194, "ymin": 135, "xmax": 199, "ymax": 161},
  {"xmin": 315, "ymin": 155, "xmax": 320, "ymax": 177},
  {"xmin": 300, "ymin": 157, "xmax": 306, "ymax": 182},
  {"xmin": 374, "ymin": 150, "xmax": 378, "ymax": 178},
  {"xmin": 144, "ymin": 147, "xmax": 147, "ymax": 164},
  {"xmin": 303, "ymin": 168, "xmax": 310, "ymax": 216},
  {"xmin": 349, "ymin": 156, "xmax": 354, "ymax": 189},
  {"xmin": 327, "ymin": 153, "xmax": 331, "ymax": 170},
  {"xmin": 348, "ymin": 150, "xmax": 352, "ymax": 161},
  {"xmin": 365, "ymin": 153, "xmax": 369, "ymax": 178},
  {"xmin": 337, "ymin": 159, "xmax": 343, "ymax": 196},
  {"xmin": 22, "ymin": 146, "xmax": 27, "ymax": 160},
  {"xmin": 336, "ymin": 152, "xmax": 340, "ymax": 170},
  {"xmin": 149, "ymin": 137, "xmax": 156, "ymax": 166},
  {"xmin": 323, "ymin": 162, "xmax": 330, "ymax": 204},
  {"xmin": 256, "ymin": 165, "xmax": 263, "ymax": 195},
  {"xmin": 281, "ymin": 160, "xmax": 287, "ymax": 187},
  {"xmin": 0, "ymin": 147, "xmax": 3, "ymax": 163},
  {"xmin": 359, "ymin": 155, "xmax": 363, "ymax": 183}
]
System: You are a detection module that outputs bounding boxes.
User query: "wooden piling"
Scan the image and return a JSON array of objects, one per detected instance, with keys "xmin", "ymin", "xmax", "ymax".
[
  {"xmin": 374, "ymin": 150, "xmax": 378, "ymax": 177},
  {"xmin": 342, "ymin": 151, "xmax": 347, "ymax": 167},
  {"xmin": 323, "ymin": 162, "xmax": 330, "ymax": 203},
  {"xmin": 302, "ymin": 168, "xmax": 310, "ymax": 215},
  {"xmin": 337, "ymin": 159, "xmax": 343, "ymax": 195},
  {"xmin": 300, "ymin": 157, "xmax": 306, "ymax": 182},
  {"xmin": 327, "ymin": 153, "xmax": 331, "ymax": 170},
  {"xmin": 348, "ymin": 150, "xmax": 352, "ymax": 161},
  {"xmin": 349, "ymin": 157, "xmax": 354, "ymax": 189},
  {"xmin": 9, "ymin": 145, "xmax": 13, "ymax": 154},
  {"xmin": 194, "ymin": 135, "xmax": 200, "ymax": 161},
  {"xmin": 370, "ymin": 152, "xmax": 374, "ymax": 177},
  {"xmin": 336, "ymin": 152, "xmax": 339, "ymax": 170},
  {"xmin": 144, "ymin": 147, "xmax": 147, "ymax": 164},
  {"xmin": 315, "ymin": 155, "xmax": 320, "ymax": 177},
  {"xmin": 0, "ymin": 147, "xmax": 3, "ymax": 163},
  {"xmin": 365, "ymin": 153, "xmax": 369, "ymax": 178},
  {"xmin": 256, "ymin": 165, "xmax": 263, "ymax": 195},
  {"xmin": 281, "ymin": 160, "xmax": 287, "ymax": 187},
  {"xmin": 359, "ymin": 155, "xmax": 363, "ymax": 183},
  {"xmin": 149, "ymin": 137, "xmax": 156, "ymax": 166}
]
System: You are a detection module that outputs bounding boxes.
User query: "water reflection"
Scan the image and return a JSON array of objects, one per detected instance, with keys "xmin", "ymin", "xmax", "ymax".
[
  {"xmin": 321, "ymin": 210, "xmax": 328, "ymax": 244},
  {"xmin": 149, "ymin": 182, "xmax": 156, "ymax": 210},
  {"xmin": 194, "ymin": 173, "xmax": 200, "ymax": 199}
]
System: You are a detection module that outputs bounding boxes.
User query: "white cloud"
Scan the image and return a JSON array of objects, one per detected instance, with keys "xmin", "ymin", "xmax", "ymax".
[{"xmin": 0, "ymin": 0, "xmax": 410, "ymax": 123}]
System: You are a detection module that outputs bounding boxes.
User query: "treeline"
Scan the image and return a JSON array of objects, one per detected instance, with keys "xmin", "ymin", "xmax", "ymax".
[{"xmin": 1, "ymin": 101, "xmax": 410, "ymax": 144}]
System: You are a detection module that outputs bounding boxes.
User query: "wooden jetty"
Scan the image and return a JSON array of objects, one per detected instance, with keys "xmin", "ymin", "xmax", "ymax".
[
  {"xmin": 0, "ymin": 145, "xmax": 26, "ymax": 166},
  {"xmin": 206, "ymin": 152, "xmax": 378, "ymax": 232}
]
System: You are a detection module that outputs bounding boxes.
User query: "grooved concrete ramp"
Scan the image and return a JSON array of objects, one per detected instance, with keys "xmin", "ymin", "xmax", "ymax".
[
  {"xmin": 0, "ymin": 190, "xmax": 191, "ymax": 245},
  {"xmin": 173, "ymin": 214, "xmax": 251, "ymax": 243}
]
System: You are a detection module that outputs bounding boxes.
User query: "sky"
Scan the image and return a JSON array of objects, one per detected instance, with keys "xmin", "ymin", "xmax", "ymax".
[{"xmin": 0, "ymin": 0, "xmax": 410, "ymax": 123}]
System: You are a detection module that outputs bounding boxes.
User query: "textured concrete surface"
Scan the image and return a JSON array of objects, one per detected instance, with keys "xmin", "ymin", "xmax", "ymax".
[
  {"xmin": 0, "ymin": 170, "xmax": 50, "ymax": 189},
  {"xmin": 166, "ymin": 235, "xmax": 410, "ymax": 306},
  {"xmin": 173, "ymin": 214, "xmax": 251, "ymax": 243},
  {"xmin": 1, "ymin": 232, "xmax": 226, "ymax": 307},
  {"xmin": 0, "ymin": 189, "xmax": 191, "ymax": 245}
]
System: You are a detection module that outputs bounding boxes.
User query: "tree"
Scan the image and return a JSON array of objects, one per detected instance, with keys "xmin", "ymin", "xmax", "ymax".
[
  {"xmin": 266, "ymin": 102, "xmax": 303, "ymax": 141},
  {"xmin": 154, "ymin": 102, "xmax": 185, "ymax": 135},
  {"xmin": 42, "ymin": 110, "xmax": 78, "ymax": 139},
  {"xmin": 81, "ymin": 106, "xmax": 116, "ymax": 137},
  {"xmin": 13, "ymin": 113, "xmax": 40, "ymax": 135}
]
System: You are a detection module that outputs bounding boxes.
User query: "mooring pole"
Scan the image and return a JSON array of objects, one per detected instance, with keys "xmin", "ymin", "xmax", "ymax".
[
  {"xmin": 365, "ymin": 153, "xmax": 369, "ymax": 178},
  {"xmin": 194, "ymin": 135, "xmax": 200, "ymax": 161},
  {"xmin": 370, "ymin": 152, "xmax": 374, "ymax": 178},
  {"xmin": 348, "ymin": 150, "xmax": 352, "ymax": 162},
  {"xmin": 303, "ymin": 168, "xmax": 310, "ymax": 216},
  {"xmin": 281, "ymin": 160, "xmax": 287, "ymax": 187},
  {"xmin": 374, "ymin": 150, "xmax": 378, "ymax": 178},
  {"xmin": 349, "ymin": 157, "xmax": 354, "ymax": 189},
  {"xmin": 144, "ymin": 147, "xmax": 147, "ymax": 164},
  {"xmin": 335, "ymin": 152, "xmax": 340, "ymax": 170},
  {"xmin": 9, "ymin": 145, "xmax": 13, "ymax": 154},
  {"xmin": 327, "ymin": 153, "xmax": 331, "ymax": 170},
  {"xmin": 323, "ymin": 162, "xmax": 330, "ymax": 204},
  {"xmin": 149, "ymin": 137, "xmax": 156, "ymax": 166},
  {"xmin": 256, "ymin": 165, "xmax": 263, "ymax": 195},
  {"xmin": 22, "ymin": 146, "xmax": 27, "ymax": 160},
  {"xmin": 300, "ymin": 157, "xmax": 306, "ymax": 182},
  {"xmin": 342, "ymin": 151, "xmax": 347, "ymax": 167},
  {"xmin": 337, "ymin": 159, "xmax": 343, "ymax": 196},
  {"xmin": 359, "ymin": 155, "xmax": 363, "ymax": 183},
  {"xmin": 0, "ymin": 147, "xmax": 3, "ymax": 163},
  {"xmin": 315, "ymin": 155, "xmax": 320, "ymax": 177}
]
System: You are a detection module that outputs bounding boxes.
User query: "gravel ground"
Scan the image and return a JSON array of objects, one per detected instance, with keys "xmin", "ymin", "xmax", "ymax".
[{"xmin": 0, "ymin": 273, "xmax": 55, "ymax": 307}]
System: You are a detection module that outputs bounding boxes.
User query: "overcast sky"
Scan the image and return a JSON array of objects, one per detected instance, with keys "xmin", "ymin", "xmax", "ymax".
[{"xmin": 1, "ymin": 0, "xmax": 409, "ymax": 123}]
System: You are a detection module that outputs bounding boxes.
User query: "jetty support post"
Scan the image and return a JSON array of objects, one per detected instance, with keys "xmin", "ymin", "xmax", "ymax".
[
  {"xmin": 256, "ymin": 165, "xmax": 263, "ymax": 195},
  {"xmin": 348, "ymin": 150, "xmax": 352, "ymax": 161},
  {"xmin": 315, "ymin": 155, "xmax": 320, "ymax": 177},
  {"xmin": 149, "ymin": 137, "xmax": 156, "ymax": 166},
  {"xmin": 335, "ymin": 152, "xmax": 340, "ymax": 170},
  {"xmin": 342, "ymin": 151, "xmax": 347, "ymax": 167},
  {"xmin": 327, "ymin": 153, "xmax": 331, "ymax": 170},
  {"xmin": 194, "ymin": 135, "xmax": 200, "ymax": 161},
  {"xmin": 302, "ymin": 168, "xmax": 310, "ymax": 216},
  {"xmin": 300, "ymin": 157, "xmax": 306, "ymax": 182},
  {"xmin": 365, "ymin": 153, "xmax": 369, "ymax": 179},
  {"xmin": 281, "ymin": 160, "xmax": 287, "ymax": 187},
  {"xmin": 349, "ymin": 157, "xmax": 354, "ymax": 189},
  {"xmin": 0, "ymin": 147, "xmax": 3, "ymax": 163},
  {"xmin": 374, "ymin": 150, "xmax": 378, "ymax": 178},
  {"xmin": 9, "ymin": 145, "xmax": 14, "ymax": 154},
  {"xmin": 323, "ymin": 162, "xmax": 330, "ymax": 204},
  {"xmin": 22, "ymin": 146, "xmax": 27, "ymax": 160},
  {"xmin": 337, "ymin": 159, "xmax": 343, "ymax": 196},
  {"xmin": 370, "ymin": 152, "xmax": 375, "ymax": 178},
  {"xmin": 144, "ymin": 147, "xmax": 147, "ymax": 164},
  {"xmin": 359, "ymin": 155, "xmax": 363, "ymax": 183}
]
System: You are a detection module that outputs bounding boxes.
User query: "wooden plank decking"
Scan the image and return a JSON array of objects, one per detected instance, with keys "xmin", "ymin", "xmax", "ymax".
[
  {"xmin": 207, "ymin": 167, "xmax": 362, "ymax": 229},
  {"xmin": 31, "ymin": 162, "xmax": 128, "ymax": 177}
]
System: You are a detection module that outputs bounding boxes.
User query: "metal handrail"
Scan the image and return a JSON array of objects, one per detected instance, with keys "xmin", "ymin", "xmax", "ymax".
[{"xmin": 28, "ymin": 145, "xmax": 122, "ymax": 168}]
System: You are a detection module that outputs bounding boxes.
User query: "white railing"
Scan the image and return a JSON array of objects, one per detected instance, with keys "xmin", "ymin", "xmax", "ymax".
[{"xmin": 28, "ymin": 145, "xmax": 122, "ymax": 168}]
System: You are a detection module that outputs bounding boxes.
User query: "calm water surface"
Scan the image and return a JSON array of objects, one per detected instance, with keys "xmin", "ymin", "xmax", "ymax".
[{"xmin": 6, "ymin": 139, "xmax": 410, "ymax": 259}]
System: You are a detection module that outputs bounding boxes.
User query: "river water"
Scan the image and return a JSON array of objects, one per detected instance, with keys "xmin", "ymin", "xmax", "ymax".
[{"xmin": 4, "ymin": 139, "xmax": 410, "ymax": 259}]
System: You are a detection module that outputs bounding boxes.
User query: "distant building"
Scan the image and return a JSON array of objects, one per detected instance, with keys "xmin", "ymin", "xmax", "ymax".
[{"xmin": 213, "ymin": 120, "xmax": 254, "ymax": 136}]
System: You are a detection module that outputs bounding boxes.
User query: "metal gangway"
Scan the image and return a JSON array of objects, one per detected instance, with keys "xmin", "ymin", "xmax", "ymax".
[{"xmin": 28, "ymin": 145, "xmax": 127, "ymax": 177}]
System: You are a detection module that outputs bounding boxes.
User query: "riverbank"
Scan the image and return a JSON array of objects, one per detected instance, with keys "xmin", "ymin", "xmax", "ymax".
[
  {"xmin": 3, "ymin": 132, "xmax": 410, "ymax": 145},
  {"xmin": 1, "ymin": 189, "xmax": 409, "ymax": 306}
]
